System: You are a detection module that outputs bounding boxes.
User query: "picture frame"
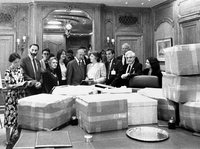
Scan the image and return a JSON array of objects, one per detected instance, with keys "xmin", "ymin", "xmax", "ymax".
[{"xmin": 156, "ymin": 38, "xmax": 172, "ymax": 61}]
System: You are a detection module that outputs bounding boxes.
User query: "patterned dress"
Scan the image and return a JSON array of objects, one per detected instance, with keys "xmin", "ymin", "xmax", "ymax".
[{"xmin": 4, "ymin": 66, "xmax": 25, "ymax": 128}]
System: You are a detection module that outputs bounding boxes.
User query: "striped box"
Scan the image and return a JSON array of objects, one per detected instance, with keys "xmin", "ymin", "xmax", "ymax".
[
  {"xmin": 76, "ymin": 94, "xmax": 128, "ymax": 133},
  {"xmin": 164, "ymin": 44, "xmax": 200, "ymax": 75},
  {"xmin": 180, "ymin": 102, "xmax": 200, "ymax": 132},
  {"xmin": 162, "ymin": 72, "xmax": 200, "ymax": 103},
  {"xmin": 18, "ymin": 94, "xmax": 73, "ymax": 131}
]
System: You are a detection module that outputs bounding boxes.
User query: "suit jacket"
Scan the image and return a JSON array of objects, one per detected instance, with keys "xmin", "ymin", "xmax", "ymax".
[
  {"xmin": 42, "ymin": 68, "xmax": 59, "ymax": 93},
  {"xmin": 113, "ymin": 61, "xmax": 143, "ymax": 87},
  {"xmin": 66, "ymin": 59, "xmax": 86, "ymax": 85},
  {"xmin": 105, "ymin": 58, "xmax": 122, "ymax": 87},
  {"xmin": 117, "ymin": 55, "xmax": 126, "ymax": 65},
  {"xmin": 20, "ymin": 56, "xmax": 42, "ymax": 96}
]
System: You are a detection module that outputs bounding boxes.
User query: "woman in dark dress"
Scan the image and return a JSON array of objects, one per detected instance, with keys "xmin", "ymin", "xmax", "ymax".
[
  {"xmin": 42, "ymin": 57, "xmax": 59, "ymax": 93},
  {"xmin": 142, "ymin": 57, "xmax": 163, "ymax": 88},
  {"xmin": 55, "ymin": 49, "xmax": 69, "ymax": 85},
  {"xmin": 4, "ymin": 52, "xmax": 27, "ymax": 144}
]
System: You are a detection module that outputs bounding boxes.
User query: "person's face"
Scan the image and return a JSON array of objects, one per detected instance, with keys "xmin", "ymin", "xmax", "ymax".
[
  {"xmin": 145, "ymin": 59, "xmax": 151, "ymax": 69},
  {"xmin": 42, "ymin": 51, "xmax": 50, "ymax": 61},
  {"xmin": 60, "ymin": 51, "xmax": 66, "ymax": 60},
  {"xmin": 12, "ymin": 58, "xmax": 21, "ymax": 68},
  {"xmin": 126, "ymin": 54, "xmax": 135, "ymax": 64},
  {"xmin": 76, "ymin": 49, "xmax": 85, "ymax": 60},
  {"xmin": 29, "ymin": 45, "xmax": 39, "ymax": 57},
  {"xmin": 122, "ymin": 45, "xmax": 129, "ymax": 55},
  {"xmin": 49, "ymin": 59, "xmax": 58, "ymax": 69},
  {"xmin": 89, "ymin": 54, "xmax": 97, "ymax": 63},
  {"xmin": 106, "ymin": 50, "xmax": 114, "ymax": 62}
]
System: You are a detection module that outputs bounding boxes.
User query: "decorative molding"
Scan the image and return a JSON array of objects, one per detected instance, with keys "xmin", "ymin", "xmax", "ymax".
[
  {"xmin": 116, "ymin": 11, "xmax": 141, "ymax": 30},
  {"xmin": 178, "ymin": 11, "xmax": 200, "ymax": 23},
  {"xmin": 154, "ymin": 17, "xmax": 174, "ymax": 31}
]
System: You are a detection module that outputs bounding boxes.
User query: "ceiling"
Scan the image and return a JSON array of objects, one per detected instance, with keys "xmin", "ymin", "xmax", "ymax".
[
  {"xmin": 2, "ymin": 0, "xmax": 168, "ymax": 8},
  {"xmin": 1, "ymin": 0, "xmax": 168, "ymax": 36}
]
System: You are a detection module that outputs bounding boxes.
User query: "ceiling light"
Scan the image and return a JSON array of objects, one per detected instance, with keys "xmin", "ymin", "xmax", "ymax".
[
  {"xmin": 47, "ymin": 21, "xmax": 62, "ymax": 25},
  {"xmin": 125, "ymin": 2, "xmax": 128, "ymax": 5},
  {"xmin": 141, "ymin": 3, "xmax": 144, "ymax": 5}
]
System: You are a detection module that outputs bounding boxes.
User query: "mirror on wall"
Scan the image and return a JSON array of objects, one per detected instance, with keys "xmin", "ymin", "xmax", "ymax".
[{"xmin": 43, "ymin": 8, "xmax": 93, "ymax": 55}]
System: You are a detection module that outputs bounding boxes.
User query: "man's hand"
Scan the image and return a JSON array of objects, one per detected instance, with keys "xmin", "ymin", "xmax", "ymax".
[{"xmin": 121, "ymin": 73, "xmax": 129, "ymax": 79}]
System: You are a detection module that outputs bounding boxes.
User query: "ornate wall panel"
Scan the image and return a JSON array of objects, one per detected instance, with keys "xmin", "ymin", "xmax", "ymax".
[{"xmin": 0, "ymin": 4, "xmax": 17, "ymax": 29}]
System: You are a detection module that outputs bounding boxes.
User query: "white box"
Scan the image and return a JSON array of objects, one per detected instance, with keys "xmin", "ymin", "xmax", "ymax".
[{"xmin": 115, "ymin": 93, "xmax": 157, "ymax": 125}]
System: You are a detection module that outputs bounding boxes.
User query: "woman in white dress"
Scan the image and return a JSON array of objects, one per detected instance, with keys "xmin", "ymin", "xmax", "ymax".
[{"xmin": 86, "ymin": 51, "xmax": 106, "ymax": 84}]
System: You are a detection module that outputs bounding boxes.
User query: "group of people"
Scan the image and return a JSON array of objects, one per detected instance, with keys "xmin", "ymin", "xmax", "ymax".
[{"xmin": 3, "ymin": 42, "xmax": 162, "ymax": 144}]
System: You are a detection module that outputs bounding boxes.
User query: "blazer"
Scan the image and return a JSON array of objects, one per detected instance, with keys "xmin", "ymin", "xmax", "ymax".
[
  {"xmin": 113, "ymin": 61, "xmax": 143, "ymax": 87},
  {"xmin": 105, "ymin": 58, "xmax": 122, "ymax": 87},
  {"xmin": 66, "ymin": 59, "xmax": 86, "ymax": 85},
  {"xmin": 42, "ymin": 68, "xmax": 59, "ymax": 93},
  {"xmin": 20, "ymin": 56, "xmax": 42, "ymax": 96},
  {"xmin": 142, "ymin": 68, "xmax": 163, "ymax": 88},
  {"xmin": 117, "ymin": 55, "xmax": 126, "ymax": 65},
  {"xmin": 55, "ymin": 60, "xmax": 68, "ymax": 85}
]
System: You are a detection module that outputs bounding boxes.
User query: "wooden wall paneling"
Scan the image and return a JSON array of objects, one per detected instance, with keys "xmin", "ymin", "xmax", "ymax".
[
  {"xmin": 178, "ymin": 0, "xmax": 200, "ymax": 17},
  {"xmin": 0, "ymin": 33, "xmax": 15, "ymax": 77},
  {"xmin": 115, "ymin": 33, "xmax": 143, "ymax": 64},
  {"xmin": 105, "ymin": 10, "xmax": 114, "ymax": 49},
  {"xmin": 180, "ymin": 20, "xmax": 200, "ymax": 44}
]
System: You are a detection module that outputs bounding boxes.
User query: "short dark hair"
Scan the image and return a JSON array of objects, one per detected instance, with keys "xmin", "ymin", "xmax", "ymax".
[
  {"xmin": 67, "ymin": 50, "xmax": 73, "ymax": 55},
  {"xmin": 106, "ymin": 48, "xmax": 115, "ymax": 54},
  {"xmin": 42, "ymin": 48, "xmax": 50, "ymax": 54},
  {"xmin": 9, "ymin": 52, "xmax": 21, "ymax": 62},
  {"xmin": 89, "ymin": 51, "xmax": 101, "ymax": 62},
  {"xmin": 29, "ymin": 44, "xmax": 39, "ymax": 50}
]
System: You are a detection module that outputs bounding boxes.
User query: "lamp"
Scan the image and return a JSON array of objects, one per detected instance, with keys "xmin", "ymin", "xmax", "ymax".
[
  {"xmin": 17, "ymin": 36, "xmax": 27, "ymax": 54},
  {"xmin": 64, "ymin": 20, "xmax": 72, "ymax": 38},
  {"xmin": 106, "ymin": 37, "xmax": 115, "ymax": 48}
]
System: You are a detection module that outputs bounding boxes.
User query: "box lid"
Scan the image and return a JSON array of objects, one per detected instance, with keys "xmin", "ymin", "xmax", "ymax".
[{"xmin": 18, "ymin": 93, "xmax": 72, "ymax": 107}]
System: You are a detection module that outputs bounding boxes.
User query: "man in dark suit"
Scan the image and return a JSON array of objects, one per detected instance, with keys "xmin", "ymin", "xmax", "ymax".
[
  {"xmin": 66, "ymin": 47, "xmax": 86, "ymax": 85},
  {"xmin": 105, "ymin": 48, "xmax": 122, "ymax": 87},
  {"xmin": 114, "ymin": 51, "xmax": 142, "ymax": 87},
  {"xmin": 117, "ymin": 43, "xmax": 131, "ymax": 65},
  {"xmin": 21, "ymin": 44, "xmax": 42, "ymax": 96}
]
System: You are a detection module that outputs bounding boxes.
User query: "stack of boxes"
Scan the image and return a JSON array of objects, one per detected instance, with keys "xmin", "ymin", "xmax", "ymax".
[{"xmin": 163, "ymin": 44, "xmax": 200, "ymax": 132}]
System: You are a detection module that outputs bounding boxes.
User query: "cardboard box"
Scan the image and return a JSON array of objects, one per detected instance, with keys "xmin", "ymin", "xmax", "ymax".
[
  {"xmin": 180, "ymin": 102, "xmax": 200, "ymax": 132},
  {"xmin": 76, "ymin": 94, "xmax": 128, "ymax": 133},
  {"xmin": 18, "ymin": 94, "xmax": 73, "ymax": 131},
  {"xmin": 138, "ymin": 88, "xmax": 178, "ymax": 121},
  {"xmin": 119, "ymin": 93, "xmax": 157, "ymax": 125},
  {"xmin": 162, "ymin": 72, "xmax": 200, "ymax": 103},
  {"xmin": 164, "ymin": 44, "xmax": 200, "ymax": 75}
]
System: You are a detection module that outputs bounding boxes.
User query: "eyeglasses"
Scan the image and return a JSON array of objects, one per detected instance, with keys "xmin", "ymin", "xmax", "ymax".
[{"xmin": 126, "ymin": 56, "xmax": 134, "ymax": 59}]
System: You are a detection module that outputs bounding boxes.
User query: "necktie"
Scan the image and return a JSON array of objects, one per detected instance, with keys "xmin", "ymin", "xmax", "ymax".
[
  {"xmin": 32, "ymin": 58, "xmax": 37, "ymax": 79},
  {"xmin": 126, "ymin": 64, "xmax": 131, "ymax": 73}
]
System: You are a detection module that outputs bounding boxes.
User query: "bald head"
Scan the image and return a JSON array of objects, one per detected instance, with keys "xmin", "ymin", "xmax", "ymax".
[
  {"xmin": 76, "ymin": 48, "xmax": 85, "ymax": 61},
  {"xmin": 122, "ymin": 43, "xmax": 131, "ymax": 55}
]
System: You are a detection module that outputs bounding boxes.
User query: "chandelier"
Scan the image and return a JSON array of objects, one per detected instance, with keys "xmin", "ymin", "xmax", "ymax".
[{"xmin": 64, "ymin": 21, "xmax": 72, "ymax": 38}]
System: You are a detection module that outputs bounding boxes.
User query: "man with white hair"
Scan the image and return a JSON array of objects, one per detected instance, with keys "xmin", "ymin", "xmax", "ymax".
[
  {"xmin": 117, "ymin": 43, "xmax": 131, "ymax": 65},
  {"xmin": 113, "ymin": 50, "xmax": 142, "ymax": 87}
]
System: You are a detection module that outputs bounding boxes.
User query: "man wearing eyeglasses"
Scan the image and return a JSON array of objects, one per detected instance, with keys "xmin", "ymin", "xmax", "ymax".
[
  {"xmin": 40, "ymin": 48, "xmax": 50, "ymax": 72},
  {"xmin": 114, "ymin": 50, "xmax": 142, "ymax": 87}
]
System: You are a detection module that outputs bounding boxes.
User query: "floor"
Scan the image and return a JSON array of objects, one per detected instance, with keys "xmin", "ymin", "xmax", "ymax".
[{"xmin": 13, "ymin": 121, "xmax": 200, "ymax": 149}]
